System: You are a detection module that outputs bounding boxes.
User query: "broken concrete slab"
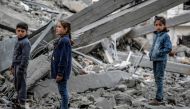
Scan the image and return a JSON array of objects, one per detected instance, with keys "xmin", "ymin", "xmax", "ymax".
[
  {"xmin": 73, "ymin": 0, "xmax": 188, "ymax": 47},
  {"xmin": 27, "ymin": 55, "xmax": 50, "ymax": 89},
  {"xmin": 114, "ymin": 93, "xmax": 133, "ymax": 106},
  {"xmin": 67, "ymin": 0, "xmax": 133, "ymax": 31},
  {"xmin": 0, "ymin": 4, "xmax": 41, "ymax": 30},
  {"xmin": 114, "ymin": 84, "xmax": 127, "ymax": 92},
  {"xmin": 132, "ymin": 37, "xmax": 150, "ymax": 50},
  {"xmin": 95, "ymin": 97, "xmax": 116, "ymax": 109},
  {"xmin": 56, "ymin": 0, "xmax": 88, "ymax": 13},
  {"xmin": 173, "ymin": 45, "xmax": 190, "ymax": 57},
  {"xmin": 68, "ymin": 70, "xmax": 130, "ymax": 93},
  {"xmin": 113, "ymin": 105, "xmax": 130, "ymax": 109},
  {"xmin": 127, "ymin": 12, "xmax": 190, "ymax": 38},
  {"xmin": 118, "ymin": 52, "xmax": 190, "ymax": 75},
  {"xmin": 31, "ymin": 79, "xmax": 59, "ymax": 98},
  {"xmin": 101, "ymin": 38, "xmax": 114, "ymax": 63},
  {"xmin": 0, "ymin": 37, "xmax": 17, "ymax": 72},
  {"xmin": 0, "ymin": 23, "xmax": 15, "ymax": 33},
  {"xmin": 30, "ymin": 20, "xmax": 54, "ymax": 54}
]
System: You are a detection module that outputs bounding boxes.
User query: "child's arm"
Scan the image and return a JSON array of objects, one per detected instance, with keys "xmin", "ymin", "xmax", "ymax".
[
  {"xmin": 18, "ymin": 41, "xmax": 31, "ymax": 73},
  {"xmin": 160, "ymin": 34, "xmax": 172, "ymax": 55}
]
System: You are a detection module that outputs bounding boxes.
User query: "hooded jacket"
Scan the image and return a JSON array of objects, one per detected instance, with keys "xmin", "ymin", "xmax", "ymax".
[{"xmin": 149, "ymin": 31, "xmax": 172, "ymax": 61}]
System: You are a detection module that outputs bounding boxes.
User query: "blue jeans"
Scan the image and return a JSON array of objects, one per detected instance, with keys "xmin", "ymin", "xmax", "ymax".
[
  {"xmin": 14, "ymin": 66, "xmax": 27, "ymax": 105},
  {"xmin": 153, "ymin": 61, "xmax": 166, "ymax": 101},
  {"xmin": 57, "ymin": 80, "xmax": 69, "ymax": 109}
]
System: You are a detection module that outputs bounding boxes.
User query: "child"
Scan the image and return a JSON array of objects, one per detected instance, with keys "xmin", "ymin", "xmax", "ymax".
[
  {"xmin": 51, "ymin": 20, "xmax": 72, "ymax": 109},
  {"xmin": 148, "ymin": 16, "xmax": 172, "ymax": 105},
  {"xmin": 10, "ymin": 22, "xmax": 31, "ymax": 108}
]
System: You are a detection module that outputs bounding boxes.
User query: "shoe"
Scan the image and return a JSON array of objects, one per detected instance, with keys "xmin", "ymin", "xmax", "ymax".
[
  {"xmin": 12, "ymin": 98, "xmax": 20, "ymax": 109},
  {"xmin": 20, "ymin": 103, "xmax": 30, "ymax": 109},
  {"xmin": 148, "ymin": 99, "xmax": 163, "ymax": 106},
  {"xmin": 25, "ymin": 103, "xmax": 30, "ymax": 109}
]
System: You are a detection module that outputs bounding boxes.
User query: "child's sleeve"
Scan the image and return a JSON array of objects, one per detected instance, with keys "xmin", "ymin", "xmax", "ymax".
[
  {"xmin": 160, "ymin": 34, "xmax": 172, "ymax": 55},
  {"xmin": 57, "ymin": 39, "xmax": 70, "ymax": 76},
  {"xmin": 19, "ymin": 41, "xmax": 31, "ymax": 73}
]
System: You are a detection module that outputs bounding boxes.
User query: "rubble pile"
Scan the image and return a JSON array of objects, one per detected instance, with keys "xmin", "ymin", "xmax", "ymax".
[
  {"xmin": 0, "ymin": 0, "xmax": 77, "ymax": 35},
  {"xmin": 1, "ymin": 63, "xmax": 190, "ymax": 109},
  {"xmin": 68, "ymin": 68, "xmax": 190, "ymax": 109},
  {"xmin": 0, "ymin": 0, "xmax": 190, "ymax": 109}
]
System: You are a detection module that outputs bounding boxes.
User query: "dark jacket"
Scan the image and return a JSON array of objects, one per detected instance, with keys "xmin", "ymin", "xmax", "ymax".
[
  {"xmin": 12, "ymin": 36, "xmax": 31, "ymax": 73},
  {"xmin": 51, "ymin": 35, "xmax": 72, "ymax": 80},
  {"xmin": 149, "ymin": 31, "xmax": 172, "ymax": 61}
]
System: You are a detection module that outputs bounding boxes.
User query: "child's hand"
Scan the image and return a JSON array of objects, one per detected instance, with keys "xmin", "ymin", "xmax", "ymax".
[
  {"xmin": 169, "ymin": 51, "xmax": 176, "ymax": 57},
  {"xmin": 9, "ymin": 66, "xmax": 15, "ymax": 75},
  {"xmin": 71, "ymin": 39, "xmax": 75, "ymax": 46},
  {"xmin": 143, "ymin": 50, "xmax": 149, "ymax": 56},
  {"xmin": 56, "ymin": 75, "xmax": 63, "ymax": 82}
]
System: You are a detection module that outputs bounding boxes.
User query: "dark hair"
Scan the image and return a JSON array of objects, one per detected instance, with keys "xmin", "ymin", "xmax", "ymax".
[
  {"xmin": 59, "ymin": 20, "xmax": 74, "ymax": 45},
  {"xmin": 59, "ymin": 20, "xmax": 71, "ymax": 39},
  {"xmin": 154, "ymin": 16, "xmax": 168, "ymax": 32},
  {"xmin": 16, "ymin": 22, "xmax": 28, "ymax": 31}
]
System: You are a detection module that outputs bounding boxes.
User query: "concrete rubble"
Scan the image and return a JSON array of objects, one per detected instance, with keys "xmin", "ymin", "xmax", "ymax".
[{"xmin": 0, "ymin": 0, "xmax": 190, "ymax": 109}]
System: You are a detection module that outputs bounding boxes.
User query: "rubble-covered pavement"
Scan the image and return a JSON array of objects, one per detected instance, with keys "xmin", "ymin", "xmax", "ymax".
[
  {"xmin": 1, "ymin": 63, "xmax": 190, "ymax": 109},
  {"xmin": 1, "ymin": 0, "xmax": 190, "ymax": 109}
]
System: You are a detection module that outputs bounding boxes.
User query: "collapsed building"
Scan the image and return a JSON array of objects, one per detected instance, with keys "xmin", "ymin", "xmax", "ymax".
[{"xmin": 0, "ymin": 0, "xmax": 190, "ymax": 109}]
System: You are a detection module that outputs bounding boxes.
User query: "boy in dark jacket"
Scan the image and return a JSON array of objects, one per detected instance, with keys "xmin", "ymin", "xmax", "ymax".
[{"xmin": 10, "ymin": 22, "xmax": 31, "ymax": 108}]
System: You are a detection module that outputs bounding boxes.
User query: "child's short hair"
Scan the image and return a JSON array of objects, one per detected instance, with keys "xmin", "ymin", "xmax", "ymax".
[{"xmin": 16, "ymin": 22, "xmax": 28, "ymax": 31}]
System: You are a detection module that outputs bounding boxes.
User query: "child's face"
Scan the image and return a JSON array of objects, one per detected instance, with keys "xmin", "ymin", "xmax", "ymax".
[
  {"xmin": 56, "ymin": 22, "xmax": 67, "ymax": 36},
  {"xmin": 16, "ymin": 28, "xmax": 27, "ymax": 38},
  {"xmin": 154, "ymin": 20, "xmax": 165, "ymax": 32}
]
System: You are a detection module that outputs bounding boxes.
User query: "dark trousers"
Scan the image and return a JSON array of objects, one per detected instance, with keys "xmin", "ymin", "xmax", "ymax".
[
  {"xmin": 14, "ymin": 66, "xmax": 27, "ymax": 105},
  {"xmin": 153, "ymin": 61, "xmax": 166, "ymax": 101},
  {"xmin": 58, "ymin": 80, "xmax": 69, "ymax": 109}
]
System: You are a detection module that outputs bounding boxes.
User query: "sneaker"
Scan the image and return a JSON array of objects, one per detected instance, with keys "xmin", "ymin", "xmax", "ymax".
[
  {"xmin": 148, "ymin": 99, "xmax": 163, "ymax": 106},
  {"xmin": 20, "ymin": 104, "xmax": 25, "ymax": 109},
  {"xmin": 20, "ymin": 103, "xmax": 30, "ymax": 109},
  {"xmin": 25, "ymin": 103, "xmax": 30, "ymax": 109},
  {"xmin": 12, "ymin": 98, "xmax": 20, "ymax": 109}
]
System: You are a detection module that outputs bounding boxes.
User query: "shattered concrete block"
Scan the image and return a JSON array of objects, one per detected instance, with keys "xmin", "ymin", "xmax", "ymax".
[
  {"xmin": 68, "ymin": 70, "xmax": 130, "ymax": 93},
  {"xmin": 88, "ymin": 105, "xmax": 97, "ymax": 109},
  {"xmin": 78, "ymin": 97, "xmax": 92, "ymax": 109},
  {"xmin": 0, "ymin": 0, "xmax": 8, "ymax": 5},
  {"xmin": 8, "ymin": 3, "xmax": 24, "ymax": 13},
  {"xmin": 55, "ymin": 0, "xmax": 88, "ymax": 12},
  {"xmin": 113, "ymin": 105, "xmax": 130, "ymax": 109},
  {"xmin": 126, "ymin": 79, "xmax": 136, "ymax": 88},
  {"xmin": 167, "ymin": 96, "xmax": 177, "ymax": 105},
  {"xmin": 0, "ymin": 74, "xmax": 5, "ymax": 82},
  {"xmin": 31, "ymin": 79, "xmax": 59, "ymax": 98},
  {"xmin": 87, "ymin": 95, "xmax": 95, "ymax": 103},
  {"xmin": 0, "ymin": 96, "xmax": 11, "ymax": 106},
  {"xmin": 27, "ymin": 55, "xmax": 50, "ymax": 89},
  {"xmin": 114, "ymin": 84, "xmax": 127, "ymax": 92},
  {"xmin": 95, "ymin": 97, "xmax": 116, "ymax": 109},
  {"xmin": 91, "ymin": 88, "xmax": 105, "ymax": 98},
  {"xmin": 114, "ymin": 93, "xmax": 133, "ymax": 106},
  {"xmin": 123, "ymin": 79, "xmax": 141, "ymax": 88}
]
